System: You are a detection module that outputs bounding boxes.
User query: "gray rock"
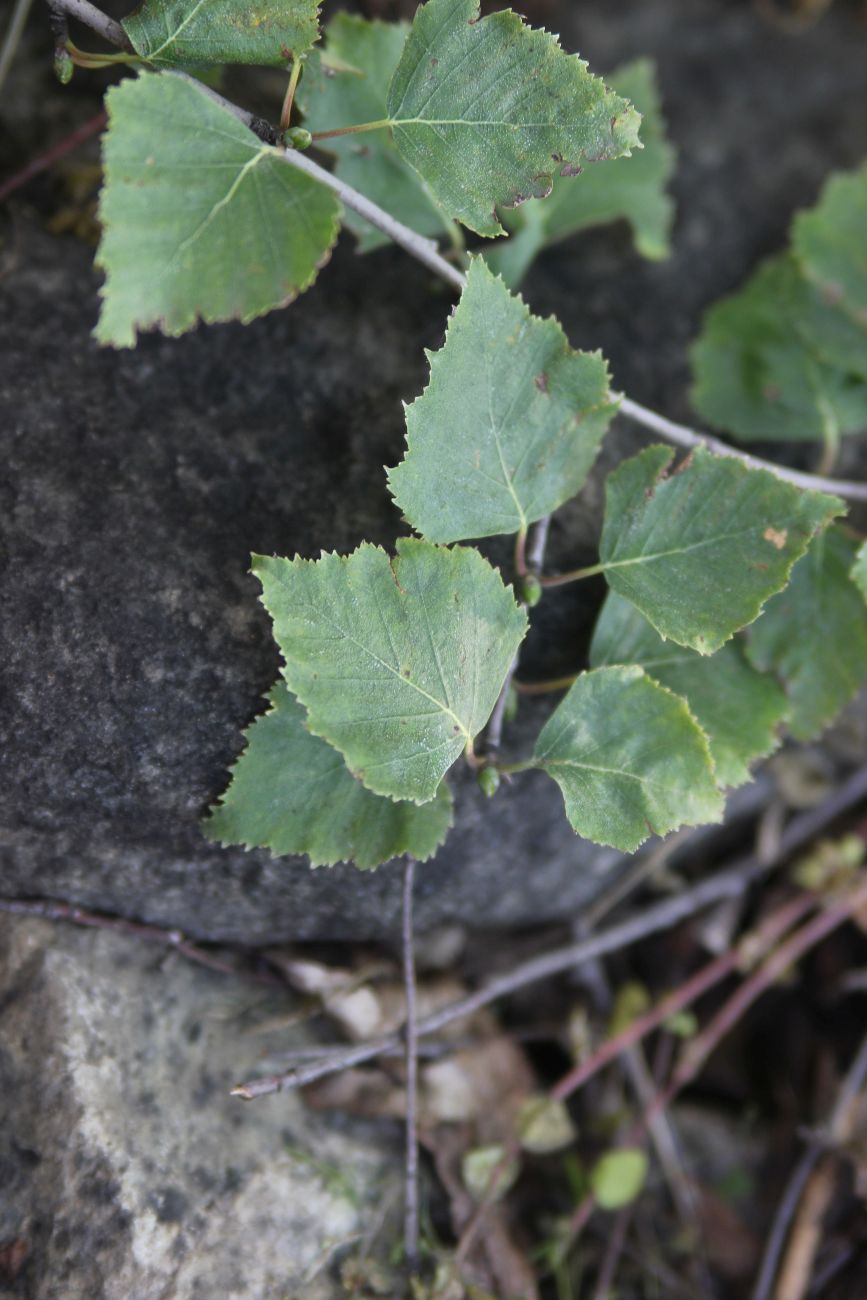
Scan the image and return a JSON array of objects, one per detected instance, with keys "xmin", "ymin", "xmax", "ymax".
[
  {"xmin": 0, "ymin": 913, "xmax": 401, "ymax": 1299},
  {"xmin": 2, "ymin": 0, "xmax": 866, "ymax": 942}
]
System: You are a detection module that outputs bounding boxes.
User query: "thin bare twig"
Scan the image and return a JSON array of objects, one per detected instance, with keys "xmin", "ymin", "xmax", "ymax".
[
  {"xmin": 550, "ymin": 891, "xmax": 818, "ymax": 1104},
  {"xmin": 641, "ymin": 875, "xmax": 867, "ymax": 1139},
  {"xmin": 0, "ymin": 0, "xmax": 34, "ymax": 92},
  {"xmin": 616, "ymin": 396, "xmax": 867, "ymax": 503},
  {"xmin": 0, "ymin": 895, "xmax": 282, "ymax": 983},
  {"xmin": 402, "ymin": 857, "xmax": 420, "ymax": 1273},
  {"xmin": 752, "ymin": 1029, "xmax": 867, "ymax": 1300},
  {"xmin": 232, "ymin": 763, "xmax": 867, "ymax": 1098},
  {"xmin": 47, "ymin": 0, "xmax": 129, "ymax": 49},
  {"xmin": 484, "ymin": 514, "xmax": 552, "ymax": 756},
  {"xmin": 0, "ymin": 109, "xmax": 106, "ymax": 204}
]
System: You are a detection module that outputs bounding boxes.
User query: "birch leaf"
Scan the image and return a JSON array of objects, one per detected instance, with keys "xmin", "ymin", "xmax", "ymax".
[
  {"xmin": 590, "ymin": 592, "xmax": 787, "ymax": 787},
  {"xmin": 690, "ymin": 255, "xmax": 867, "ymax": 442},
  {"xmin": 206, "ymin": 685, "xmax": 453, "ymax": 868},
  {"xmin": 254, "ymin": 538, "xmax": 527, "ymax": 804},
  {"xmin": 532, "ymin": 666, "xmax": 722, "ymax": 852},
  {"xmin": 793, "ymin": 164, "xmax": 867, "ymax": 321},
  {"xmin": 486, "ymin": 59, "xmax": 675, "ymax": 286},
  {"xmin": 123, "ymin": 0, "xmax": 321, "ymax": 67},
  {"xmin": 385, "ymin": 0, "xmax": 641, "ymax": 237},
  {"xmin": 852, "ymin": 542, "xmax": 867, "ymax": 603},
  {"xmin": 696, "ymin": 256, "xmax": 867, "ymax": 444},
  {"xmin": 95, "ymin": 73, "xmax": 339, "ymax": 345},
  {"xmin": 299, "ymin": 15, "xmax": 450, "ymax": 253},
  {"xmin": 388, "ymin": 258, "xmax": 617, "ymax": 543},
  {"xmin": 746, "ymin": 527, "xmax": 867, "ymax": 740},
  {"xmin": 597, "ymin": 446, "xmax": 843, "ymax": 654}
]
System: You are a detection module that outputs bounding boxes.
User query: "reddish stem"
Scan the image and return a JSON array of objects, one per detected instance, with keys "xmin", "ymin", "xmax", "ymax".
[{"xmin": 0, "ymin": 109, "xmax": 106, "ymax": 204}]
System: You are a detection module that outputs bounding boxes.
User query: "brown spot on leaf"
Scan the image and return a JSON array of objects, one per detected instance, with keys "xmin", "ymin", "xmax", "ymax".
[
  {"xmin": 763, "ymin": 527, "xmax": 787, "ymax": 549},
  {"xmin": 671, "ymin": 450, "xmax": 695, "ymax": 477},
  {"xmin": 535, "ymin": 372, "xmax": 549, "ymax": 394},
  {"xmin": 763, "ymin": 383, "xmax": 782, "ymax": 402},
  {"xmin": 559, "ymin": 162, "xmax": 582, "ymax": 178}
]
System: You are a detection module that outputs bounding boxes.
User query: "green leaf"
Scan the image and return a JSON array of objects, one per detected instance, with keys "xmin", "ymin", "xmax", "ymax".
[
  {"xmin": 299, "ymin": 15, "xmax": 450, "ymax": 253},
  {"xmin": 388, "ymin": 258, "xmax": 617, "ymax": 543},
  {"xmin": 95, "ymin": 72, "xmax": 340, "ymax": 346},
  {"xmin": 206, "ymin": 685, "xmax": 453, "ymax": 867},
  {"xmin": 531, "ymin": 665, "xmax": 723, "ymax": 852},
  {"xmin": 590, "ymin": 1149, "xmax": 648, "ymax": 1210},
  {"xmin": 745, "ymin": 527, "xmax": 867, "ymax": 741},
  {"xmin": 690, "ymin": 255, "xmax": 867, "ymax": 442},
  {"xmin": 852, "ymin": 542, "xmax": 867, "ymax": 602},
  {"xmin": 253, "ymin": 538, "xmax": 528, "ymax": 804},
  {"xmin": 793, "ymin": 163, "xmax": 867, "ymax": 321},
  {"xmin": 590, "ymin": 592, "xmax": 788, "ymax": 788},
  {"xmin": 787, "ymin": 265, "xmax": 867, "ymax": 382},
  {"xmin": 385, "ymin": 0, "xmax": 641, "ymax": 237},
  {"xmin": 598, "ymin": 445, "xmax": 843, "ymax": 654},
  {"xmin": 517, "ymin": 1096, "xmax": 576, "ymax": 1154},
  {"xmin": 123, "ymin": 0, "xmax": 321, "ymax": 67},
  {"xmin": 486, "ymin": 59, "xmax": 675, "ymax": 287}
]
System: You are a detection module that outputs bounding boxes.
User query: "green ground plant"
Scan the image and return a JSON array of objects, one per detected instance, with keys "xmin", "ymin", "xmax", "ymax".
[{"xmin": 50, "ymin": 0, "xmax": 867, "ymax": 871}]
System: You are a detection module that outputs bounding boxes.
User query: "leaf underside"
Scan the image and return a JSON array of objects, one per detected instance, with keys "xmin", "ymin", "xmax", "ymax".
[
  {"xmin": 532, "ymin": 665, "xmax": 722, "ymax": 853},
  {"xmin": 385, "ymin": 0, "xmax": 641, "ymax": 236},
  {"xmin": 590, "ymin": 591, "xmax": 788, "ymax": 788},
  {"xmin": 253, "ymin": 538, "xmax": 528, "ymax": 804},
  {"xmin": 388, "ymin": 258, "xmax": 617, "ymax": 543},
  {"xmin": 123, "ymin": 0, "xmax": 321, "ymax": 67},
  {"xmin": 793, "ymin": 163, "xmax": 867, "ymax": 320},
  {"xmin": 852, "ymin": 542, "xmax": 867, "ymax": 603},
  {"xmin": 299, "ymin": 14, "xmax": 450, "ymax": 253},
  {"xmin": 95, "ymin": 72, "xmax": 340, "ymax": 346},
  {"xmin": 690, "ymin": 255, "xmax": 867, "ymax": 443},
  {"xmin": 746, "ymin": 526, "xmax": 867, "ymax": 741},
  {"xmin": 486, "ymin": 58, "xmax": 675, "ymax": 287},
  {"xmin": 598, "ymin": 445, "xmax": 843, "ymax": 654},
  {"xmin": 205, "ymin": 685, "xmax": 453, "ymax": 867}
]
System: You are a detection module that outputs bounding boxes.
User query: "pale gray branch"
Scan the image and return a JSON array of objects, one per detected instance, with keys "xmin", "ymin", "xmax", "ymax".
[{"xmin": 46, "ymin": 0, "xmax": 129, "ymax": 49}]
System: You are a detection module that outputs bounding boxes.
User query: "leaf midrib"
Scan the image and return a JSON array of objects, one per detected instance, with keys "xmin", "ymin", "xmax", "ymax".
[{"xmin": 292, "ymin": 598, "xmax": 471, "ymax": 742}]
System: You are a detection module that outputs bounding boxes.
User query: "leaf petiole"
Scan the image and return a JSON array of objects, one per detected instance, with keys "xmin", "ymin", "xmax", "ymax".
[
  {"xmin": 280, "ymin": 56, "xmax": 304, "ymax": 134},
  {"xmin": 512, "ymin": 674, "xmax": 577, "ymax": 696},
  {"xmin": 540, "ymin": 561, "xmax": 607, "ymax": 588},
  {"xmin": 310, "ymin": 118, "xmax": 392, "ymax": 142}
]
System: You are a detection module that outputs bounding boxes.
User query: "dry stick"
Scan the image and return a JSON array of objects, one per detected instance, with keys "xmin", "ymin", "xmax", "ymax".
[
  {"xmin": 51, "ymin": 0, "xmax": 128, "ymax": 48},
  {"xmin": 550, "ymin": 890, "xmax": 818, "ymax": 1103},
  {"xmin": 592, "ymin": 1204, "xmax": 633, "ymax": 1300},
  {"xmin": 751, "ymin": 1028, "xmax": 867, "ymax": 1300},
  {"xmin": 641, "ymin": 875, "xmax": 867, "ymax": 1140},
  {"xmin": 45, "ymin": 0, "xmax": 867, "ymax": 503},
  {"xmin": 401, "ymin": 857, "xmax": 420, "ymax": 1273},
  {"xmin": 0, "ymin": 895, "xmax": 281, "ymax": 983},
  {"xmin": 232, "ymin": 762, "xmax": 867, "ymax": 1098},
  {"xmin": 0, "ymin": 109, "xmax": 106, "ymax": 204},
  {"xmin": 485, "ymin": 515, "xmax": 552, "ymax": 757},
  {"xmin": 563, "ymin": 875, "xmax": 867, "ymax": 1249},
  {"xmin": 0, "ymin": 0, "xmax": 35, "ymax": 93}
]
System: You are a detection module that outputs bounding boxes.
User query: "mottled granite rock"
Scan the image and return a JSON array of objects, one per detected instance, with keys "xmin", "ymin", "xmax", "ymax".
[{"xmin": 0, "ymin": 913, "xmax": 401, "ymax": 1299}]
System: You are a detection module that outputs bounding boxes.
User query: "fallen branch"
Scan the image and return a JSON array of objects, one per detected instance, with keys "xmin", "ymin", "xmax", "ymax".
[{"xmin": 401, "ymin": 857, "xmax": 420, "ymax": 1274}]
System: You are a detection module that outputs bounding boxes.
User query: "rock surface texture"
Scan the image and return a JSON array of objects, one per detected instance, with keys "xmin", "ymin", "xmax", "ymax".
[
  {"xmin": 2, "ymin": 0, "xmax": 867, "ymax": 942},
  {"xmin": 0, "ymin": 914, "xmax": 401, "ymax": 1299}
]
